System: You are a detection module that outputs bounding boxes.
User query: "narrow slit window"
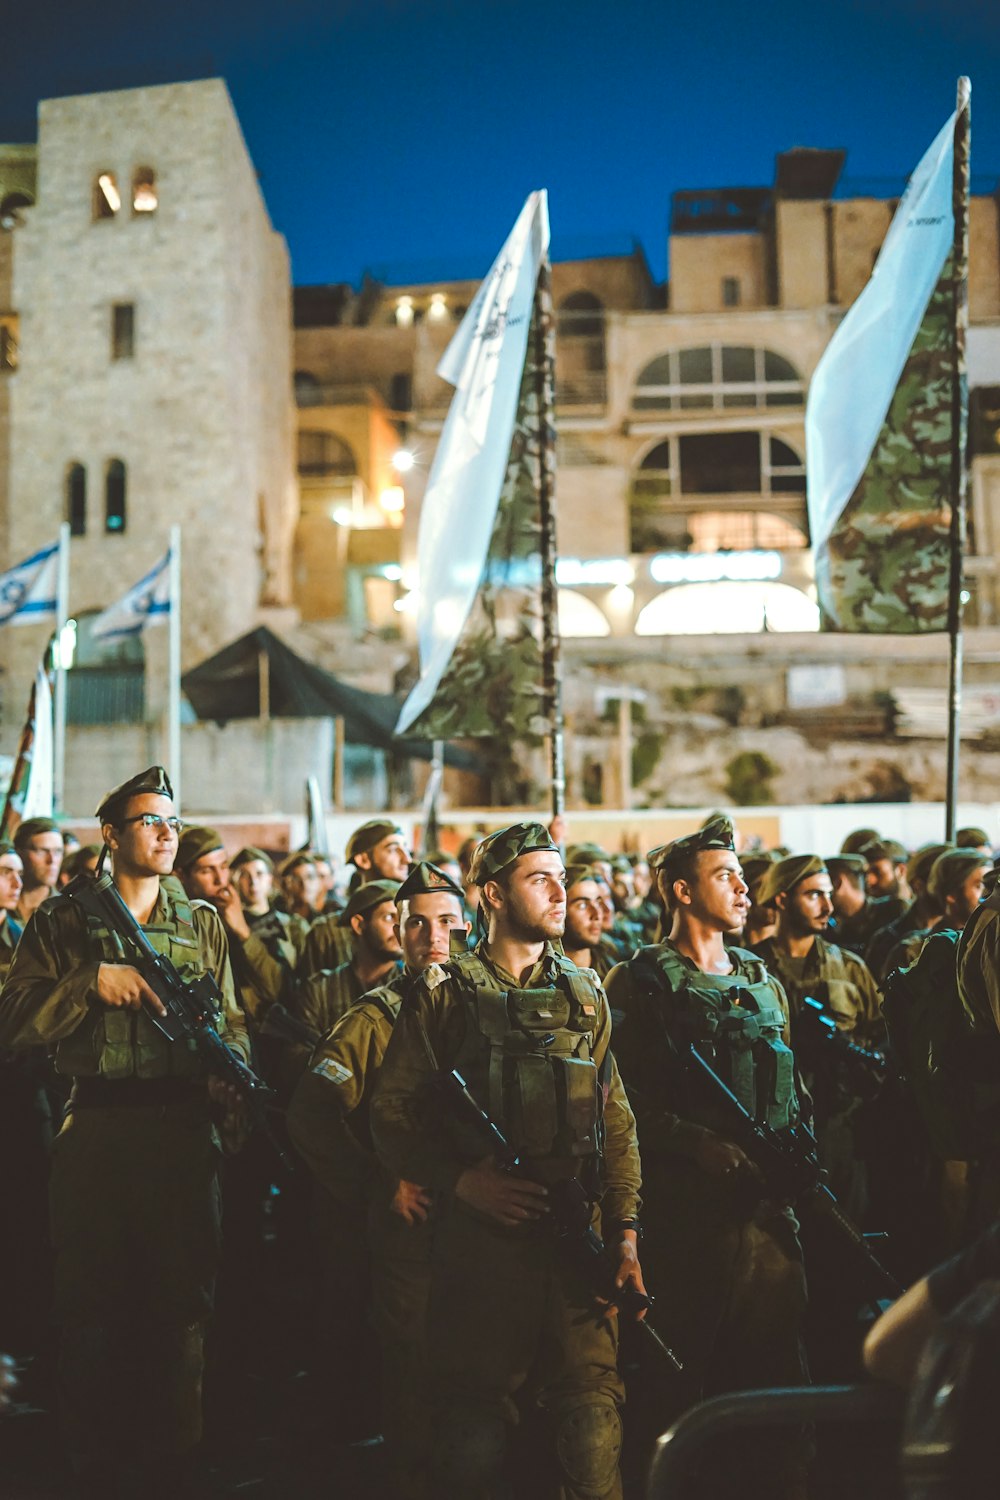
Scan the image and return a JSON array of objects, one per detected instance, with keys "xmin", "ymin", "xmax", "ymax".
[
  {"xmin": 105, "ymin": 460, "xmax": 127, "ymax": 533},
  {"xmin": 66, "ymin": 464, "xmax": 87, "ymax": 536},
  {"xmin": 94, "ymin": 172, "xmax": 121, "ymax": 220},
  {"xmin": 111, "ymin": 303, "xmax": 135, "ymax": 361},
  {"xmin": 132, "ymin": 167, "xmax": 157, "ymax": 214}
]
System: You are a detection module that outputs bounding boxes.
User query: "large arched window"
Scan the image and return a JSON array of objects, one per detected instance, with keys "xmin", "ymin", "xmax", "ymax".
[
  {"xmin": 558, "ymin": 589, "xmax": 611, "ymax": 638},
  {"xmin": 297, "ymin": 430, "xmax": 358, "ymax": 477},
  {"xmin": 635, "ymin": 582, "xmax": 819, "ymax": 636},
  {"xmin": 633, "ymin": 346, "xmax": 804, "ymax": 412},
  {"xmin": 66, "ymin": 463, "xmax": 87, "ymax": 536},
  {"xmin": 105, "ymin": 459, "xmax": 126, "ymax": 533}
]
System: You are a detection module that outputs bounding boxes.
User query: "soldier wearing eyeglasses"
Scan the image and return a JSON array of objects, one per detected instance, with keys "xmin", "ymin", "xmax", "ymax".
[{"xmin": 0, "ymin": 766, "xmax": 248, "ymax": 1499}]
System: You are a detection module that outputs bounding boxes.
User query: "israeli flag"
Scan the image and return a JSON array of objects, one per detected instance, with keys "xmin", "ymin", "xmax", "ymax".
[
  {"xmin": 0, "ymin": 542, "xmax": 59, "ymax": 626},
  {"xmin": 91, "ymin": 549, "xmax": 171, "ymax": 641}
]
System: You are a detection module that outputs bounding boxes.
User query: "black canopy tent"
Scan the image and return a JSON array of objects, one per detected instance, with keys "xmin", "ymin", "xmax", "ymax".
[{"xmin": 181, "ymin": 626, "xmax": 481, "ymax": 771}]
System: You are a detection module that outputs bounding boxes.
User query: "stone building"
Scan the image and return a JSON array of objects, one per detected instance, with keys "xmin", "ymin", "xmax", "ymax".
[{"xmin": 0, "ymin": 78, "xmax": 295, "ymax": 744}]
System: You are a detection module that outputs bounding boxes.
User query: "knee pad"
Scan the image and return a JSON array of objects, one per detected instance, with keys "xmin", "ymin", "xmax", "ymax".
[
  {"xmin": 555, "ymin": 1401, "xmax": 622, "ymax": 1498},
  {"xmin": 433, "ymin": 1408, "xmax": 508, "ymax": 1494}
]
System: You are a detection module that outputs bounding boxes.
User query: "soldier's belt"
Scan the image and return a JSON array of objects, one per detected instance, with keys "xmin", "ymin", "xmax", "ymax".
[{"xmin": 72, "ymin": 1077, "xmax": 207, "ymax": 1110}]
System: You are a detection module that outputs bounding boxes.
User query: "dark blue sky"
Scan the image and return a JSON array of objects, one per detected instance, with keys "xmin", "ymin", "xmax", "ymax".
[{"xmin": 10, "ymin": 0, "xmax": 1000, "ymax": 287}]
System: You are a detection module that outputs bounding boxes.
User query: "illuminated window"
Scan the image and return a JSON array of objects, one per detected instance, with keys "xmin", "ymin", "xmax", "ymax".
[
  {"xmin": 636, "ymin": 582, "xmax": 819, "ymax": 636},
  {"xmin": 428, "ymin": 293, "xmax": 448, "ymax": 322},
  {"xmin": 111, "ymin": 303, "xmax": 134, "ymax": 361},
  {"xmin": 633, "ymin": 346, "xmax": 803, "ymax": 411},
  {"xmin": 395, "ymin": 297, "xmax": 414, "ymax": 328},
  {"xmin": 132, "ymin": 167, "xmax": 157, "ymax": 214},
  {"xmin": 66, "ymin": 463, "xmax": 87, "ymax": 536},
  {"xmin": 105, "ymin": 459, "xmax": 126, "ymax": 533},
  {"xmin": 558, "ymin": 589, "xmax": 611, "ymax": 638},
  {"xmin": 93, "ymin": 172, "xmax": 121, "ymax": 220}
]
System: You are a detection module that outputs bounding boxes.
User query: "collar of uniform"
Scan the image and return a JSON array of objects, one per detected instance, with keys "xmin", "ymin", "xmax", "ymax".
[{"xmin": 472, "ymin": 936, "xmax": 558, "ymax": 990}]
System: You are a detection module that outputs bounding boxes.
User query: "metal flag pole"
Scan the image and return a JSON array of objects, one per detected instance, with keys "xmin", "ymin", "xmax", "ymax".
[
  {"xmin": 167, "ymin": 525, "xmax": 182, "ymax": 810},
  {"xmin": 534, "ymin": 259, "xmax": 565, "ymax": 829},
  {"xmin": 944, "ymin": 77, "xmax": 971, "ymax": 842},
  {"xmin": 52, "ymin": 521, "xmax": 70, "ymax": 814}
]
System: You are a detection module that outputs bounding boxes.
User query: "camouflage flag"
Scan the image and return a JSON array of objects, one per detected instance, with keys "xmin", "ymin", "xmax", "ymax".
[
  {"xmin": 0, "ymin": 661, "xmax": 54, "ymax": 840},
  {"xmin": 395, "ymin": 193, "xmax": 549, "ymax": 737},
  {"xmin": 806, "ymin": 110, "xmax": 958, "ymax": 631}
]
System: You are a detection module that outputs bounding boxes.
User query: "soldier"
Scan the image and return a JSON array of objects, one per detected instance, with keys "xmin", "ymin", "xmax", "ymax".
[
  {"xmin": 0, "ymin": 767, "xmax": 249, "ymax": 1498},
  {"xmin": 276, "ymin": 851, "xmax": 322, "ymax": 924},
  {"xmin": 956, "ymin": 825, "xmax": 992, "ymax": 855},
  {"xmin": 865, "ymin": 843, "xmax": 952, "ymax": 983},
  {"xmin": 605, "ymin": 816, "xmax": 808, "ymax": 1495},
  {"xmin": 861, "ymin": 838, "xmax": 912, "ymax": 905},
  {"xmin": 885, "ymin": 849, "xmax": 992, "ymax": 974},
  {"xmin": 751, "ymin": 855, "xmax": 883, "ymax": 1219},
  {"xmin": 174, "ymin": 827, "xmax": 306, "ymax": 1029},
  {"xmin": 287, "ymin": 861, "xmax": 470, "ymax": 1487},
  {"xmin": 302, "ymin": 819, "xmax": 412, "ymax": 974},
  {"xmin": 371, "ymin": 821, "xmax": 644, "ymax": 1500},
  {"xmin": 285, "ymin": 880, "xmax": 403, "ymax": 1077},
  {"xmin": 58, "ymin": 844, "xmax": 101, "ymax": 887},
  {"xmin": 826, "ymin": 853, "xmax": 901, "ymax": 956},
  {"xmin": 736, "ymin": 851, "xmax": 780, "ymax": 948},
  {"xmin": 0, "ymin": 840, "xmax": 23, "ymax": 974},
  {"xmin": 13, "ymin": 815, "xmax": 64, "ymax": 925},
  {"xmin": 562, "ymin": 863, "xmax": 613, "ymax": 978}
]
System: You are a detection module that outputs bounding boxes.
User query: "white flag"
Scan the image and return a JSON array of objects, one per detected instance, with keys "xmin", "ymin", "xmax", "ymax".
[
  {"xmin": 0, "ymin": 542, "xmax": 59, "ymax": 626},
  {"xmin": 395, "ymin": 191, "xmax": 550, "ymax": 735},
  {"xmin": 806, "ymin": 111, "xmax": 955, "ymax": 559},
  {"xmin": 20, "ymin": 666, "xmax": 54, "ymax": 820},
  {"xmin": 91, "ymin": 549, "xmax": 171, "ymax": 641}
]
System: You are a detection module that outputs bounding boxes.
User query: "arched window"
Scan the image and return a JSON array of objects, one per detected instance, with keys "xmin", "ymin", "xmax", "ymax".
[
  {"xmin": 132, "ymin": 167, "xmax": 157, "ymax": 214},
  {"xmin": 558, "ymin": 589, "xmax": 611, "ymax": 638},
  {"xmin": 105, "ymin": 459, "xmax": 126, "ymax": 533},
  {"xmin": 66, "ymin": 463, "xmax": 87, "ymax": 536},
  {"xmin": 297, "ymin": 430, "xmax": 358, "ymax": 477},
  {"xmin": 635, "ymin": 582, "xmax": 819, "ymax": 636},
  {"xmin": 556, "ymin": 291, "xmax": 606, "ymax": 406},
  {"xmin": 294, "ymin": 370, "xmax": 323, "ymax": 407},
  {"xmin": 633, "ymin": 346, "xmax": 804, "ymax": 411},
  {"xmin": 93, "ymin": 172, "xmax": 121, "ymax": 220},
  {"xmin": 558, "ymin": 290, "xmax": 604, "ymax": 339}
]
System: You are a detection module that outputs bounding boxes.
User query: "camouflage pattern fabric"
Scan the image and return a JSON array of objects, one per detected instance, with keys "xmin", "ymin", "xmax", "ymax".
[
  {"xmin": 816, "ymin": 256, "xmax": 960, "ymax": 633},
  {"xmin": 467, "ymin": 821, "xmax": 558, "ymax": 886}
]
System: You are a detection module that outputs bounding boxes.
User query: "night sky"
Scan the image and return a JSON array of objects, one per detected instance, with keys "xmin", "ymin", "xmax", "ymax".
[{"xmin": 9, "ymin": 0, "xmax": 1000, "ymax": 288}]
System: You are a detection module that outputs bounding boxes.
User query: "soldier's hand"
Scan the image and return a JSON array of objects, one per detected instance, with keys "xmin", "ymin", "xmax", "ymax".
[
  {"xmin": 391, "ymin": 1179, "xmax": 433, "ymax": 1225},
  {"xmin": 598, "ymin": 1232, "xmax": 647, "ymax": 1322},
  {"xmin": 454, "ymin": 1157, "xmax": 550, "ymax": 1227},
  {"xmin": 210, "ymin": 883, "xmax": 250, "ymax": 940},
  {"xmin": 96, "ymin": 963, "xmax": 167, "ymax": 1016},
  {"xmin": 693, "ymin": 1132, "xmax": 756, "ymax": 1180}
]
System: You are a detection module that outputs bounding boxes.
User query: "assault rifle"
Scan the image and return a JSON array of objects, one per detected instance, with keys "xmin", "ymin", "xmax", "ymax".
[
  {"xmin": 795, "ymin": 995, "xmax": 888, "ymax": 1096},
  {"xmin": 63, "ymin": 870, "xmax": 288, "ymax": 1167},
  {"xmin": 682, "ymin": 1043, "xmax": 902, "ymax": 1303},
  {"xmin": 438, "ymin": 1067, "xmax": 683, "ymax": 1372}
]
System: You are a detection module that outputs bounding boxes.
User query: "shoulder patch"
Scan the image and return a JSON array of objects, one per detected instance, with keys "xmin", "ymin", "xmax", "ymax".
[
  {"xmin": 312, "ymin": 1057, "xmax": 353, "ymax": 1086},
  {"xmin": 423, "ymin": 963, "xmax": 448, "ymax": 990}
]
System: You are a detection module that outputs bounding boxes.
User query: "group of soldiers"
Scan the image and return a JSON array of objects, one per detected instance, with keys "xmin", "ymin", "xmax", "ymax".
[{"xmin": 0, "ymin": 771, "xmax": 998, "ymax": 1499}]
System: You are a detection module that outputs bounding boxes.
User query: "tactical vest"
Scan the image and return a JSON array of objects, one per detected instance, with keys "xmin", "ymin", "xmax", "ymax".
[
  {"xmin": 635, "ymin": 943, "xmax": 798, "ymax": 1133},
  {"xmin": 450, "ymin": 952, "xmax": 605, "ymax": 1168},
  {"xmin": 55, "ymin": 886, "xmax": 215, "ymax": 1082},
  {"xmin": 772, "ymin": 937, "xmax": 866, "ymax": 1032}
]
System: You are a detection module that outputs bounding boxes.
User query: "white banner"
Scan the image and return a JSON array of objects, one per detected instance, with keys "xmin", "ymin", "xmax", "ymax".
[
  {"xmin": 395, "ymin": 191, "xmax": 550, "ymax": 735},
  {"xmin": 91, "ymin": 548, "xmax": 171, "ymax": 640},
  {"xmin": 21, "ymin": 665, "xmax": 54, "ymax": 820},
  {"xmin": 0, "ymin": 541, "xmax": 59, "ymax": 626},
  {"xmin": 806, "ymin": 112, "xmax": 955, "ymax": 556}
]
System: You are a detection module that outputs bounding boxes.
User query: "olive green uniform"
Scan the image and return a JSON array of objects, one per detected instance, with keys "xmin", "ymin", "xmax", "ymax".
[
  {"xmin": 0, "ymin": 880, "xmax": 247, "ymax": 1479},
  {"xmin": 230, "ymin": 907, "xmax": 308, "ymax": 1026},
  {"xmin": 371, "ymin": 941, "xmax": 641, "ymax": 1500},
  {"xmin": 300, "ymin": 911, "xmax": 354, "ymax": 976},
  {"xmin": 605, "ymin": 944, "xmax": 808, "ymax": 1437},
  {"xmin": 288, "ymin": 976, "xmax": 432, "ymax": 1488}
]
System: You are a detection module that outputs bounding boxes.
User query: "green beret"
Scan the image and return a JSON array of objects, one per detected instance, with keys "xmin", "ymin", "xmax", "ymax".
[
  {"xmin": 825, "ymin": 853, "xmax": 868, "ymax": 878},
  {"xmin": 564, "ymin": 862, "xmax": 603, "ymax": 891},
  {"xmin": 96, "ymin": 766, "xmax": 173, "ymax": 826},
  {"xmin": 906, "ymin": 842, "xmax": 952, "ymax": 887},
  {"xmin": 396, "ymin": 861, "xmax": 464, "ymax": 903},
  {"xmin": 14, "ymin": 816, "xmax": 61, "ymax": 849},
  {"xmin": 174, "ymin": 826, "xmax": 223, "ymax": 870},
  {"xmin": 840, "ymin": 828, "xmax": 881, "ymax": 855},
  {"xmin": 278, "ymin": 851, "xmax": 316, "ymax": 879},
  {"xmin": 927, "ymin": 850, "xmax": 991, "ymax": 902},
  {"xmin": 649, "ymin": 814, "xmax": 735, "ymax": 876},
  {"xmin": 755, "ymin": 854, "xmax": 827, "ymax": 906},
  {"xmin": 468, "ymin": 822, "xmax": 559, "ymax": 886},
  {"xmin": 345, "ymin": 819, "xmax": 403, "ymax": 864},
  {"xmin": 230, "ymin": 845, "xmax": 274, "ymax": 873},
  {"xmin": 956, "ymin": 826, "xmax": 992, "ymax": 851},
  {"xmin": 740, "ymin": 850, "xmax": 778, "ymax": 885},
  {"xmin": 340, "ymin": 878, "xmax": 400, "ymax": 924},
  {"xmin": 860, "ymin": 838, "xmax": 908, "ymax": 865},
  {"xmin": 566, "ymin": 841, "xmax": 612, "ymax": 866}
]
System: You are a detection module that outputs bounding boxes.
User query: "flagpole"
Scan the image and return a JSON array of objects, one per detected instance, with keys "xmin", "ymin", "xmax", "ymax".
[
  {"xmin": 944, "ymin": 77, "xmax": 971, "ymax": 841},
  {"xmin": 52, "ymin": 521, "xmax": 70, "ymax": 814},
  {"xmin": 534, "ymin": 259, "xmax": 565, "ymax": 829},
  {"xmin": 168, "ymin": 525, "xmax": 182, "ymax": 810}
]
